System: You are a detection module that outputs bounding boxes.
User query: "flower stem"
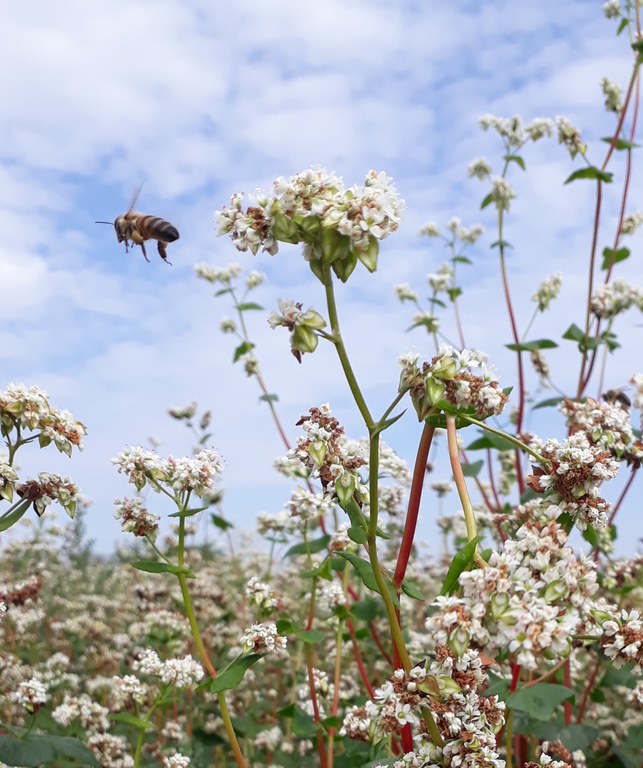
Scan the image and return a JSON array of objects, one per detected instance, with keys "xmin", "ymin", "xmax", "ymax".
[{"xmin": 446, "ymin": 416, "xmax": 486, "ymax": 568}]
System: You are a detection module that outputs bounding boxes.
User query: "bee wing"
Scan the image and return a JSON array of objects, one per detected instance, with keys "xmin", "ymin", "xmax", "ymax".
[{"xmin": 126, "ymin": 184, "xmax": 144, "ymax": 215}]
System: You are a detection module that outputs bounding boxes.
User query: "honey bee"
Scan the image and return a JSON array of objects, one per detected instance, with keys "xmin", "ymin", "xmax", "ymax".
[{"xmin": 96, "ymin": 187, "xmax": 179, "ymax": 264}]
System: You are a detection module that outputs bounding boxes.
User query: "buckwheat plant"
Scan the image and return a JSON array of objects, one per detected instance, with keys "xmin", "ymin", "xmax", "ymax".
[{"xmin": 196, "ymin": 7, "xmax": 642, "ymax": 767}]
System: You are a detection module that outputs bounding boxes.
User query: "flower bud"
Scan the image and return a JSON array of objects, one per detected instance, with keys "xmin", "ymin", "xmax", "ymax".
[{"xmin": 292, "ymin": 326, "xmax": 319, "ymax": 354}]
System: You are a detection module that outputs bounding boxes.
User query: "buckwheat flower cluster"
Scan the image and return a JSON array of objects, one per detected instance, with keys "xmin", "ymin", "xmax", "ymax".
[
  {"xmin": 428, "ymin": 264, "xmax": 454, "ymax": 293},
  {"xmin": 603, "ymin": 0, "xmax": 621, "ymax": 20},
  {"xmin": 16, "ymin": 473, "xmax": 79, "ymax": 517},
  {"xmin": 527, "ymin": 433, "xmax": 619, "ymax": 530},
  {"xmin": 132, "ymin": 649, "xmax": 203, "ymax": 688},
  {"xmin": 10, "ymin": 676, "xmax": 48, "ymax": 712},
  {"xmin": 216, "ymin": 168, "xmax": 403, "ymax": 271},
  {"xmin": 468, "ymin": 158, "xmax": 492, "ymax": 179},
  {"xmin": 532, "ymin": 272, "xmax": 562, "ymax": 311},
  {"xmin": 556, "ymin": 116, "xmax": 587, "ymax": 158},
  {"xmin": 112, "ymin": 446, "xmax": 223, "ymax": 499},
  {"xmin": 594, "ymin": 608, "xmax": 642, "ymax": 668},
  {"xmin": 194, "ymin": 261, "xmax": 244, "ymax": 284},
  {"xmin": 240, "ymin": 622, "xmax": 287, "ymax": 656},
  {"xmin": 0, "ymin": 383, "xmax": 86, "ymax": 457},
  {"xmin": 113, "ymin": 496, "xmax": 160, "ymax": 539},
  {"xmin": 490, "ymin": 177, "xmax": 516, "ymax": 211},
  {"xmin": 601, "ymin": 77, "xmax": 623, "ymax": 113},
  {"xmin": 360, "ymin": 649, "xmax": 504, "ymax": 767},
  {"xmin": 620, "ymin": 211, "xmax": 643, "ymax": 235},
  {"xmin": 479, "ymin": 114, "xmax": 553, "ymax": 146},
  {"xmin": 419, "ymin": 221, "xmax": 441, "ymax": 237},
  {"xmin": 317, "ymin": 580, "xmax": 346, "ymax": 612},
  {"xmin": 109, "ymin": 675, "xmax": 149, "ymax": 708},
  {"xmin": 531, "ymin": 349, "xmax": 551, "ymax": 385},
  {"xmin": 267, "ymin": 298, "xmax": 326, "ymax": 357},
  {"xmin": 289, "ymin": 404, "xmax": 367, "ymax": 505},
  {"xmin": 87, "ymin": 733, "xmax": 133, "ymax": 768},
  {"xmin": 590, "ymin": 279, "xmax": 643, "ymax": 319},
  {"xmin": 560, "ymin": 397, "xmax": 635, "ymax": 459},
  {"xmin": 400, "ymin": 345, "xmax": 508, "ymax": 422},
  {"xmin": 245, "ymin": 576, "xmax": 282, "ymax": 615},
  {"xmin": 631, "ymin": 373, "xmax": 643, "ymax": 421},
  {"xmin": 394, "ymin": 283, "xmax": 419, "ymax": 302},
  {"xmin": 426, "ymin": 509, "xmax": 598, "ymax": 669},
  {"xmin": 52, "ymin": 693, "xmax": 110, "ymax": 732},
  {"xmin": 162, "ymin": 754, "xmax": 190, "ymax": 768},
  {"xmin": 284, "ymin": 487, "xmax": 334, "ymax": 527}
]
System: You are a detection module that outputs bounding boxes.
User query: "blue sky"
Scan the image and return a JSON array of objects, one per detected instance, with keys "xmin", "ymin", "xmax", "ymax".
[{"xmin": 1, "ymin": 1, "xmax": 641, "ymax": 555}]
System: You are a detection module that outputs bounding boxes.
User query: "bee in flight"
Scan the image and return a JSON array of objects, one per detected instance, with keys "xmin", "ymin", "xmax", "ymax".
[{"xmin": 96, "ymin": 187, "xmax": 179, "ymax": 264}]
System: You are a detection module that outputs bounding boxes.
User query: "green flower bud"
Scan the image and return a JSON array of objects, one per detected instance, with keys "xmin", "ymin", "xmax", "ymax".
[
  {"xmin": 449, "ymin": 627, "xmax": 470, "ymax": 657},
  {"xmin": 431, "ymin": 355, "xmax": 457, "ymax": 380},
  {"xmin": 292, "ymin": 326, "xmax": 319, "ymax": 354},
  {"xmin": 543, "ymin": 579, "xmax": 567, "ymax": 602},
  {"xmin": 490, "ymin": 591, "xmax": 510, "ymax": 619},
  {"xmin": 308, "ymin": 439, "xmax": 327, "ymax": 467},
  {"xmin": 335, "ymin": 470, "xmax": 357, "ymax": 505}
]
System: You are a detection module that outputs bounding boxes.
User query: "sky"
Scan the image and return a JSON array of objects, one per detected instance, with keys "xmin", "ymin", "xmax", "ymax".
[{"xmin": 1, "ymin": 0, "xmax": 641, "ymax": 557}]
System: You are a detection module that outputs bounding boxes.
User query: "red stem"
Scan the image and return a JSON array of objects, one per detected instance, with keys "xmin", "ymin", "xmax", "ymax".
[{"xmin": 393, "ymin": 422, "xmax": 435, "ymax": 589}]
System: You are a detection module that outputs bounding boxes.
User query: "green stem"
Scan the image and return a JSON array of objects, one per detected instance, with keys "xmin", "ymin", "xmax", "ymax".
[
  {"xmin": 322, "ymin": 264, "xmax": 373, "ymax": 427},
  {"xmin": 446, "ymin": 416, "xmax": 487, "ymax": 569},
  {"xmin": 505, "ymin": 709, "xmax": 514, "ymax": 768},
  {"xmin": 176, "ymin": 518, "xmax": 247, "ymax": 767},
  {"xmin": 457, "ymin": 413, "xmax": 549, "ymax": 466}
]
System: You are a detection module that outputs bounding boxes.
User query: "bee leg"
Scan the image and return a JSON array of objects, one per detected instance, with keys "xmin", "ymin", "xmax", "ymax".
[
  {"xmin": 140, "ymin": 241, "xmax": 150, "ymax": 262},
  {"xmin": 157, "ymin": 241, "xmax": 172, "ymax": 265}
]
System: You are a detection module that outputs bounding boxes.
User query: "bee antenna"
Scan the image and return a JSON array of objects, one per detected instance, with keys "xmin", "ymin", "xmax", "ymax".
[{"xmin": 95, "ymin": 221, "xmax": 113, "ymax": 225}]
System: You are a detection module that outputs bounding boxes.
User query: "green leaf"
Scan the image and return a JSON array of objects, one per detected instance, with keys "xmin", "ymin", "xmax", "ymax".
[
  {"xmin": 110, "ymin": 712, "xmax": 155, "ymax": 731},
  {"xmin": 512, "ymin": 720, "xmax": 597, "ymax": 751},
  {"xmin": 480, "ymin": 192, "xmax": 494, "ymax": 209},
  {"xmin": 347, "ymin": 526, "xmax": 368, "ymax": 545},
  {"xmin": 461, "ymin": 460, "xmax": 483, "ymax": 478},
  {"xmin": 440, "ymin": 537, "xmax": 481, "ymax": 595},
  {"xmin": 0, "ymin": 499, "xmax": 31, "ymax": 533},
  {"xmin": 505, "ymin": 154, "xmax": 526, "ymax": 170},
  {"xmin": 507, "ymin": 683, "xmax": 573, "ymax": 720},
  {"xmin": 335, "ymin": 551, "xmax": 380, "ymax": 594},
  {"xmin": 293, "ymin": 627, "xmax": 326, "ymax": 644},
  {"xmin": 259, "ymin": 393, "xmax": 279, "ymax": 403},
  {"xmin": 130, "ymin": 560, "xmax": 188, "ymax": 576},
  {"xmin": 490, "ymin": 239, "xmax": 512, "ymax": 250},
  {"xmin": 233, "ymin": 341, "xmax": 255, "ymax": 363},
  {"xmin": 452, "ymin": 256, "xmax": 472, "ymax": 265},
  {"xmin": 370, "ymin": 409, "xmax": 406, "ymax": 437},
  {"xmin": 284, "ymin": 535, "xmax": 331, "ymax": 558},
  {"xmin": 168, "ymin": 504, "xmax": 209, "ymax": 518},
  {"xmin": 446, "ymin": 287, "xmax": 462, "ymax": 302},
  {"xmin": 466, "ymin": 432, "xmax": 516, "ymax": 452},
  {"xmin": 236, "ymin": 302, "xmax": 264, "ymax": 311},
  {"xmin": 532, "ymin": 396, "xmax": 563, "ymax": 411},
  {"xmin": 210, "ymin": 654, "xmax": 264, "ymax": 692},
  {"xmin": 0, "ymin": 734, "xmax": 99, "ymax": 767},
  {"xmin": 601, "ymin": 246, "xmax": 630, "ymax": 270},
  {"xmin": 562, "ymin": 323, "xmax": 585, "ymax": 342},
  {"xmin": 617, "ymin": 17, "xmax": 629, "ymax": 35},
  {"xmin": 601, "ymin": 136, "xmax": 641, "ymax": 150},
  {"xmin": 582, "ymin": 524, "xmax": 598, "ymax": 548},
  {"xmin": 505, "ymin": 338, "xmax": 558, "ymax": 352},
  {"xmin": 214, "ymin": 287, "xmax": 233, "ymax": 297},
  {"xmin": 401, "ymin": 578, "xmax": 425, "ymax": 601},
  {"xmin": 211, "ymin": 513, "xmax": 233, "ymax": 531},
  {"xmin": 350, "ymin": 596, "xmax": 383, "ymax": 622},
  {"xmin": 564, "ymin": 166, "xmax": 613, "ymax": 184}
]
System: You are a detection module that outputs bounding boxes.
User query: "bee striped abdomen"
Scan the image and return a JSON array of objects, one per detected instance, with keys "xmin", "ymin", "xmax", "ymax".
[{"xmin": 136, "ymin": 215, "xmax": 180, "ymax": 243}]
